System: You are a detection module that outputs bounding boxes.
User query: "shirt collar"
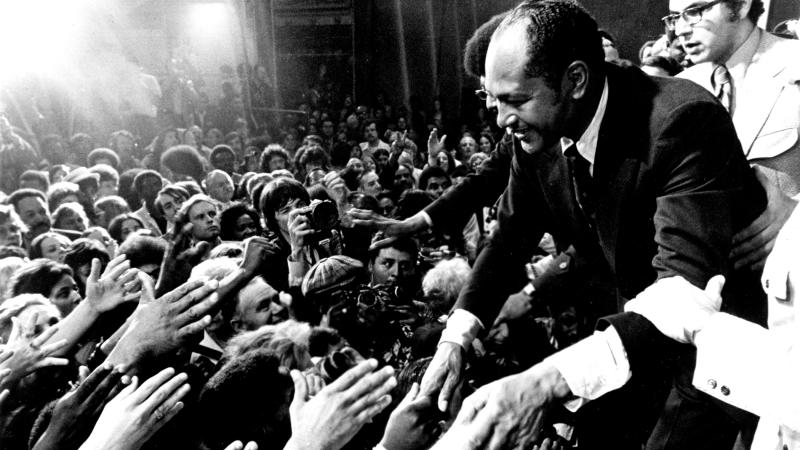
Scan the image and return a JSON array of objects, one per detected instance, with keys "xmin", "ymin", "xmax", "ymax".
[
  {"xmin": 724, "ymin": 26, "xmax": 760, "ymax": 84},
  {"xmin": 560, "ymin": 77, "xmax": 609, "ymax": 170}
]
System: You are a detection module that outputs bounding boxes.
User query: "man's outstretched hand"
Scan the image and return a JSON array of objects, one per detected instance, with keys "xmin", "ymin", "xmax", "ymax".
[{"xmin": 419, "ymin": 341, "xmax": 464, "ymax": 412}]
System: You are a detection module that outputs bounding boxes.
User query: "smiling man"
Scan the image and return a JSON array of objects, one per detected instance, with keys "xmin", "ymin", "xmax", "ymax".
[
  {"xmin": 420, "ymin": 1, "xmax": 770, "ymax": 449},
  {"xmin": 669, "ymin": 0, "xmax": 800, "ymax": 271}
]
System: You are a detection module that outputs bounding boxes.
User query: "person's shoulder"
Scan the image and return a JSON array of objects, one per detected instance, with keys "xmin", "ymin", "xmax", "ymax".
[{"xmin": 676, "ymin": 62, "xmax": 712, "ymax": 85}]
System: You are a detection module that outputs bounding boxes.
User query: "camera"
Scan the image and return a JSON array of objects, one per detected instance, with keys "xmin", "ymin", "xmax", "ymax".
[{"xmin": 296, "ymin": 199, "xmax": 338, "ymax": 242}]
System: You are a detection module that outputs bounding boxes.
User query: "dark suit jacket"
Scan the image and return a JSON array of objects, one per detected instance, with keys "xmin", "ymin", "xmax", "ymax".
[{"xmin": 455, "ymin": 62, "xmax": 767, "ymax": 339}]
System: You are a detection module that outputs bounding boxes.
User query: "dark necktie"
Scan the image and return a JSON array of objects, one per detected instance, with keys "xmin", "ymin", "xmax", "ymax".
[
  {"xmin": 711, "ymin": 64, "xmax": 733, "ymax": 113},
  {"xmin": 565, "ymin": 144, "xmax": 596, "ymax": 225}
]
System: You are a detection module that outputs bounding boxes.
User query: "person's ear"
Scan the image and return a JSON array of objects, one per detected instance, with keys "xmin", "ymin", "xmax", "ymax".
[
  {"xmin": 736, "ymin": 0, "xmax": 753, "ymax": 20},
  {"xmin": 230, "ymin": 318, "xmax": 244, "ymax": 333},
  {"xmin": 565, "ymin": 61, "xmax": 590, "ymax": 100}
]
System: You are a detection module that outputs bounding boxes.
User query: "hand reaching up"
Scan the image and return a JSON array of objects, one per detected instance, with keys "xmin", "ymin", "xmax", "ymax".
[
  {"xmin": 106, "ymin": 276, "xmax": 220, "ymax": 370},
  {"xmin": 85, "ymin": 255, "xmax": 142, "ymax": 315},
  {"xmin": 284, "ymin": 359, "xmax": 396, "ymax": 450},
  {"xmin": 80, "ymin": 367, "xmax": 190, "ymax": 450},
  {"xmin": 0, "ymin": 313, "xmax": 68, "ymax": 388}
]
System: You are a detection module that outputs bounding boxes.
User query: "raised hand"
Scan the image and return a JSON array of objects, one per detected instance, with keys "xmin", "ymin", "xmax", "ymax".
[
  {"xmin": 322, "ymin": 171, "xmax": 349, "ymax": 206},
  {"xmin": 240, "ymin": 237, "xmax": 282, "ymax": 276},
  {"xmin": 427, "ymin": 128, "xmax": 447, "ymax": 164},
  {"xmin": 379, "ymin": 383, "xmax": 439, "ymax": 450},
  {"xmin": 347, "ymin": 209, "xmax": 428, "ymax": 242},
  {"xmin": 284, "ymin": 359, "xmax": 396, "ymax": 450},
  {"xmin": 156, "ymin": 223, "xmax": 210, "ymax": 297},
  {"xmin": 419, "ymin": 341, "xmax": 464, "ymax": 412},
  {"xmin": 106, "ymin": 277, "xmax": 220, "ymax": 370},
  {"xmin": 80, "ymin": 367, "xmax": 191, "ymax": 450},
  {"xmin": 85, "ymin": 255, "xmax": 141, "ymax": 314},
  {"xmin": 287, "ymin": 208, "xmax": 315, "ymax": 252},
  {"xmin": 32, "ymin": 364, "xmax": 125, "ymax": 450},
  {"xmin": 0, "ymin": 314, "xmax": 68, "ymax": 388}
]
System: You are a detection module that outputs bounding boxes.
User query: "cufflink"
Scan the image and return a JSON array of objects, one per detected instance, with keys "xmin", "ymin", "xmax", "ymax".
[
  {"xmin": 707, "ymin": 379, "xmax": 717, "ymax": 389},
  {"xmin": 721, "ymin": 386, "xmax": 730, "ymax": 396}
]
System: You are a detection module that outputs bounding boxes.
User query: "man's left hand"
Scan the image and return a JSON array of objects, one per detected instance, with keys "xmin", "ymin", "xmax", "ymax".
[{"xmin": 731, "ymin": 166, "xmax": 798, "ymax": 272}]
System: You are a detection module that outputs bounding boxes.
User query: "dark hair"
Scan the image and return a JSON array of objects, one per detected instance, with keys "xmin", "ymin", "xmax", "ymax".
[
  {"xmin": 418, "ymin": 166, "xmax": 451, "ymax": 191},
  {"xmin": 0, "ymin": 245, "xmax": 26, "ymax": 259},
  {"xmin": 451, "ymin": 164, "xmax": 470, "ymax": 178},
  {"xmin": 94, "ymin": 195, "xmax": 131, "ymax": 222},
  {"xmin": 396, "ymin": 189, "xmax": 434, "ymax": 219},
  {"xmin": 330, "ymin": 141, "xmax": 352, "ymax": 168},
  {"xmin": 219, "ymin": 202, "xmax": 263, "ymax": 240},
  {"xmin": 598, "ymin": 28, "xmax": 615, "ymax": 45},
  {"xmin": 210, "ymin": 144, "xmax": 236, "ymax": 162},
  {"xmin": 19, "ymin": 170, "xmax": 49, "ymax": 191},
  {"xmin": 259, "ymin": 178, "xmax": 309, "ymax": 234},
  {"xmin": 46, "ymin": 182, "xmax": 81, "ymax": 212},
  {"xmin": 297, "ymin": 144, "xmax": 330, "ymax": 171},
  {"xmin": 108, "ymin": 213, "xmax": 145, "ymax": 244},
  {"xmin": 464, "ymin": 11, "xmax": 509, "ymax": 78},
  {"xmin": 369, "ymin": 235, "xmax": 419, "ymax": 263},
  {"xmin": 116, "ymin": 235, "xmax": 166, "ymax": 269},
  {"xmin": 87, "ymin": 148, "xmax": 121, "ymax": 169},
  {"xmin": 161, "ymin": 145, "xmax": 205, "ymax": 182},
  {"xmin": 7, "ymin": 188, "xmax": 47, "ymax": 211},
  {"xmin": 174, "ymin": 180, "xmax": 203, "ymax": 197},
  {"xmin": 347, "ymin": 192, "xmax": 379, "ymax": 213},
  {"xmin": 10, "ymin": 258, "xmax": 73, "ymax": 298},
  {"xmin": 154, "ymin": 185, "xmax": 190, "ymax": 216},
  {"xmin": 479, "ymin": 131, "xmax": 496, "ymax": 149},
  {"xmin": 197, "ymin": 350, "xmax": 293, "ymax": 449},
  {"xmin": 132, "ymin": 170, "xmax": 162, "ymax": 194},
  {"xmin": 118, "ymin": 169, "xmax": 143, "ymax": 209},
  {"xmin": 63, "ymin": 238, "xmax": 110, "ymax": 294},
  {"xmin": 500, "ymin": 0, "xmax": 605, "ymax": 91},
  {"xmin": 89, "ymin": 164, "xmax": 119, "ymax": 184}
]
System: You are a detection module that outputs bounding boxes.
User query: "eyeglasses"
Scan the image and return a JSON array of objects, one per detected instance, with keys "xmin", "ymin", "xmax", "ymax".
[
  {"xmin": 661, "ymin": 0, "xmax": 723, "ymax": 30},
  {"xmin": 475, "ymin": 88, "xmax": 536, "ymax": 108}
]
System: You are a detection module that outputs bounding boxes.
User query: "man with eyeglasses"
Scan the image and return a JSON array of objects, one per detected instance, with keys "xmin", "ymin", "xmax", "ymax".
[
  {"xmin": 419, "ymin": 0, "xmax": 771, "ymax": 449},
  {"xmin": 667, "ymin": 0, "xmax": 800, "ymax": 273}
]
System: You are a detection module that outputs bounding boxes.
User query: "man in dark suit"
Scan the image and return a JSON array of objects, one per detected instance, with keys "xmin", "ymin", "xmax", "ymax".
[{"xmin": 422, "ymin": 1, "xmax": 768, "ymax": 449}]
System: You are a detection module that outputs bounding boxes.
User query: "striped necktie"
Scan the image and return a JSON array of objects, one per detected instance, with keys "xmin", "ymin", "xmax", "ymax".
[{"xmin": 711, "ymin": 64, "xmax": 733, "ymax": 113}]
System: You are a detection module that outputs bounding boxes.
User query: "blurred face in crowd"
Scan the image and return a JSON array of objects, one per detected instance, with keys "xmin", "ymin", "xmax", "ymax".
[
  {"xmin": 479, "ymin": 136, "xmax": 493, "ymax": 153},
  {"xmin": 164, "ymin": 130, "xmax": 179, "ymax": 148},
  {"xmin": 378, "ymin": 197, "xmax": 396, "ymax": 218},
  {"xmin": 212, "ymin": 151, "xmax": 236, "ymax": 174},
  {"xmin": 189, "ymin": 201, "xmax": 220, "ymax": 241},
  {"xmin": 16, "ymin": 303, "xmax": 61, "ymax": 338},
  {"xmin": 322, "ymin": 120, "xmax": 335, "ymax": 138},
  {"xmin": 49, "ymin": 273, "xmax": 81, "ymax": 317},
  {"xmin": 0, "ymin": 217, "xmax": 23, "ymax": 247},
  {"xmin": 436, "ymin": 152, "xmax": 450, "ymax": 169},
  {"xmin": 459, "ymin": 136, "xmax": 478, "ymax": 160},
  {"xmin": 233, "ymin": 213, "xmax": 258, "ymax": 240},
  {"xmin": 158, "ymin": 193, "xmax": 184, "ymax": 223},
  {"xmin": 17, "ymin": 196, "xmax": 51, "ymax": 238},
  {"xmin": 51, "ymin": 166, "xmax": 69, "ymax": 183},
  {"xmin": 393, "ymin": 165, "xmax": 414, "ymax": 192},
  {"xmin": 41, "ymin": 234, "xmax": 70, "ymax": 262},
  {"xmin": 669, "ymin": 0, "xmax": 744, "ymax": 65},
  {"xmin": 269, "ymin": 155, "xmax": 287, "ymax": 172},
  {"xmin": 116, "ymin": 135, "xmax": 135, "ymax": 156},
  {"xmin": 359, "ymin": 171, "xmax": 382, "ymax": 197},
  {"xmin": 56, "ymin": 209, "xmax": 87, "ymax": 232},
  {"xmin": 364, "ymin": 123, "xmax": 379, "ymax": 143},
  {"xmin": 370, "ymin": 247, "xmax": 415, "ymax": 288},
  {"xmin": 470, "ymin": 153, "xmax": 490, "ymax": 172},
  {"xmin": 120, "ymin": 219, "xmax": 143, "ymax": 242},
  {"xmin": 375, "ymin": 153, "xmax": 390, "ymax": 172},
  {"xmin": 98, "ymin": 179, "xmax": 118, "ymax": 198},
  {"xmin": 206, "ymin": 171, "xmax": 234, "ymax": 204},
  {"xmin": 276, "ymin": 198, "xmax": 308, "ymax": 243},
  {"xmin": 485, "ymin": 23, "xmax": 574, "ymax": 155},
  {"xmin": 233, "ymin": 277, "xmax": 287, "ymax": 331},
  {"xmin": 362, "ymin": 156, "xmax": 376, "ymax": 173},
  {"xmin": 138, "ymin": 175, "xmax": 163, "ymax": 204},
  {"xmin": 205, "ymin": 129, "xmax": 223, "ymax": 148},
  {"xmin": 347, "ymin": 158, "xmax": 364, "ymax": 177},
  {"xmin": 425, "ymin": 176, "xmax": 450, "ymax": 200}
]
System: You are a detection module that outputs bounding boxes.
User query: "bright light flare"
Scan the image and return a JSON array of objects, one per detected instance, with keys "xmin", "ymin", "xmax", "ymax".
[{"xmin": 0, "ymin": 0, "xmax": 91, "ymax": 82}]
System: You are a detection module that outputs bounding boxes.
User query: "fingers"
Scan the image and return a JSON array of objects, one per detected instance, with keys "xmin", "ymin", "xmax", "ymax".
[
  {"xmin": 0, "ymin": 303, "xmax": 25, "ymax": 322},
  {"xmin": 31, "ymin": 357, "xmax": 69, "ymax": 371},
  {"xmin": 347, "ymin": 369, "xmax": 397, "ymax": 414},
  {"xmin": 704, "ymin": 275, "xmax": 726, "ymax": 300},
  {"xmin": 178, "ymin": 291, "xmax": 219, "ymax": 329},
  {"xmin": 129, "ymin": 367, "xmax": 177, "ymax": 405},
  {"xmin": 327, "ymin": 359, "xmax": 379, "ymax": 393},
  {"xmin": 32, "ymin": 324, "xmax": 60, "ymax": 347},
  {"xmin": 0, "ymin": 349, "xmax": 13, "ymax": 365},
  {"xmin": 438, "ymin": 369, "xmax": 461, "ymax": 412},
  {"xmin": 105, "ymin": 257, "xmax": 131, "ymax": 282},
  {"xmin": 0, "ymin": 389, "xmax": 8, "ymax": 408},
  {"xmin": 172, "ymin": 279, "xmax": 217, "ymax": 311},
  {"xmin": 142, "ymin": 374, "xmax": 190, "ymax": 420},
  {"xmin": 290, "ymin": 369, "xmax": 309, "ymax": 412},
  {"xmin": 82, "ymin": 365, "xmax": 125, "ymax": 409},
  {"xmin": 354, "ymin": 394, "xmax": 392, "ymax": 423},
  {"xmin": 399, "ymin": 382, "xmax": 420, "ymax": 409},
  {"xmin": 161, "ymin": 278, "xmax": 205, "ymax": 304},
  {"xmin": 89, "ymin": 258, "xmax": 103, "ymax": 284},
  {"xmin": 305, "ymin": 373, "xmax": 326, "ymax": 397},
  {"xmin": 346, "ymin": 365, "xmax": 395, "ymax": 404},
  {"xmin": 73, "ymin": 363, "xmax": 114, "ymax": 403}
]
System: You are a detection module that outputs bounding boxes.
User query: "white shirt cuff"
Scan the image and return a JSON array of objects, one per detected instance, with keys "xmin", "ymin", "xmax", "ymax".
[
  {"xmin": 417, "ymin": 210, "xmax": 433, "ymax": 228},
  {"xmin": 544, "ymin": 326, "xmax": 631, "ymax": 412},
  {"xmin": 438, "ymin": 309, "xmax": 484, "ymax": 349}
]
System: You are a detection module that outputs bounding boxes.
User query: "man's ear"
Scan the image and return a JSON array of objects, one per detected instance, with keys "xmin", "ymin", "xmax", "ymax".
[
  {"xmin": 230, "ymin": 318, "xmax": 244, "ymax": 333},
  {"xmin": 736, "ymin": 0, "xmax": 753, "ymax": 20},
  {"xmin": 565, "ymin": 61, "xmax": 590, "ymax": 100}
]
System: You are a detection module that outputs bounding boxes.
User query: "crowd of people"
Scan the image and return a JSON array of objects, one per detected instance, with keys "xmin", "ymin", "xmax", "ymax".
[{"xmin": 0, "ymin": 0, "xmax": 799, "ymax": 449}]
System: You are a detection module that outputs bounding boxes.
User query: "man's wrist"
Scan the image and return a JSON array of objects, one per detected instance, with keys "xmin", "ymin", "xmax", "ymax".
[{"xmin": 529, "ymin": 363, "xmax": 572, "ymax": 402}]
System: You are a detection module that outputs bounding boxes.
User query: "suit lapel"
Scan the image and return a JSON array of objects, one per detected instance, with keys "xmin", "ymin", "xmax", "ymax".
[{"xmin": 734, "ymin": 31, "xmax": 788, "ymax": 154}]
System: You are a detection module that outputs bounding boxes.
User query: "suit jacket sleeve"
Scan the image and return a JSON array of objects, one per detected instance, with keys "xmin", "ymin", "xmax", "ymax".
[
  {"xmin": 424, "ymin": 133, "xmax": 513, "ymax": 231},
  {"xmin": 452, "ymin": 146, "xmax": 548, "ymax": 327}
]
